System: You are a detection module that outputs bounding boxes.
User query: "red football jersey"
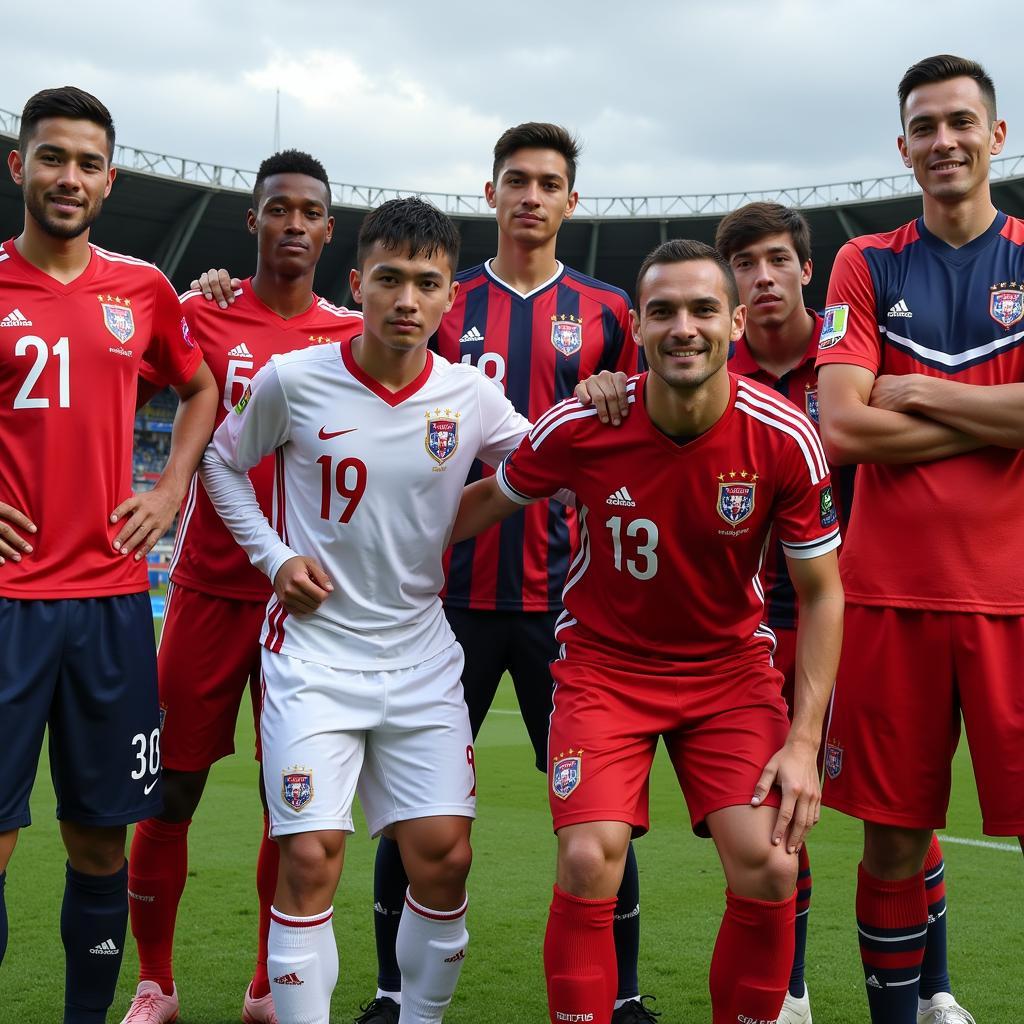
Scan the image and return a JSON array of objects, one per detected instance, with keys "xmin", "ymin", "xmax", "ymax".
[
  {"xmin": 498, "ymin": 372, "xmax": 840, "ymax": 667},
  {"xmin": 817, "ymin": 214, "xmax": 1024, "ymax": 613},
  {"xmin": 0, "ymin": 241, "xmax": 202, "ymax": 599},
  {"xmin": 164, "ymin": 281, "xmax": 363, "ymax": 601}
]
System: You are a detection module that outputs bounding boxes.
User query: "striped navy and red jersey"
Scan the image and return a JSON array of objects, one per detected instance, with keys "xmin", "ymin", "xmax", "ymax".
[
  {"xmin": 729, "ymin": 309, "xmax": 853, "ymax": 630},
  {"xmin": 433, "ymin": 260, "xmax": 635, "ymax": 612},
  {"xmin": 497, "ymin": 373, "xmax": 840, "ymax": 668},
  {"xmin": 817, "ymin": 211, "xmax": 1024, "ymax": 614}
]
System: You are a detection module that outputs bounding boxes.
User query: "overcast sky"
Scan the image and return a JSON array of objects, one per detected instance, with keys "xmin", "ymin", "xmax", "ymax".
[{"xmin": 5, "ymin": 2, "xmax": 1023, "ymax": 201}]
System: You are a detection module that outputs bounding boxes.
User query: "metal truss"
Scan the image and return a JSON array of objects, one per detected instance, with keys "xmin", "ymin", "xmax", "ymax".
[{"xmin": 4, "ymin": 107, "xmax": 1024, "ymax": 220}]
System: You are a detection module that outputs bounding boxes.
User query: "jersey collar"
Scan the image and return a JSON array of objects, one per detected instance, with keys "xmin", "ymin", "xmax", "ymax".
[
  {"xmin": 729, "ymin": 309, "xmax": 823, "ymax": 382},
  {"xmin": 483, "ymin": 258, "xmax": 565, "ymax": 300},
  {"xmin": 340, "ymin": 336, "xmax": 434, "ymax": 407}
]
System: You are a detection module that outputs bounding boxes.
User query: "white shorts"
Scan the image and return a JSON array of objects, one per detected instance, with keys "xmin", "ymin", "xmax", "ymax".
[{"xmin": 260, "ymin": 642, "xmax": 476, "ymax": 837}]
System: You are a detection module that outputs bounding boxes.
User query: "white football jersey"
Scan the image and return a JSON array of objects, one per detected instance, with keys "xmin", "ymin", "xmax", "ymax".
[{"xmin": 202, "ymin": 340, "xmax": 530, "ymax": 670}]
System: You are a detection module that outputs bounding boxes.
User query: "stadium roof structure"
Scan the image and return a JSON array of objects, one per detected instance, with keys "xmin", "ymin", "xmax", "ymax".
[{"xmin": 4, "ymin": 106, "xmax": 1024, "ymax": 308}]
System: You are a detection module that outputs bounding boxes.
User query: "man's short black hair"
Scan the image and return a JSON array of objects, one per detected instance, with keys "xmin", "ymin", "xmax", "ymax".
[
  {"xmin": 715, "ymin": 202, "xmax": 812, "ymax": 267},
  {"xmin": 898, "ymin": 54, "xmax": 997, "ymax": 126},
  {"xmin": 635, "ymin": 239, "xmax": 739, "ymax": 309},
  {"xmin": 253, "ymin": 149, "xmax": 331, "ymax": 206},
  {"xmin": 19, "ymin": 86, "xmax": 115, "ymax": 158},
  {"xmin": 492, "ymin": 122, "xmax": 581, "ymax": 191},
  {"xmin": 356, "ymin": 197, "xmax": 461, "ymax": 274}
]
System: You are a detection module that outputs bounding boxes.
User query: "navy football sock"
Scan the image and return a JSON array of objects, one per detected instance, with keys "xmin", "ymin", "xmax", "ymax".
[
  {"xmin": 373, "ymin": 836, "xmax": 408, "ymax": 992},
  {"xmin": 0, "ymin": 870, "xmax": 8, "ymax": 966},
  {"xmin": 789, "ymin": 845, "xmax": 811, "ymax": 997},
  {"xmin": 919, "ymin": 837, "xmax": 951, "ymax": 999},
  {"xmin": 613, "ymin": 841, "xmax": 641, "ymax": 1001},
  {"xmin": 61, "ymin": 861, "xmax": 128, "ymax": 1024}
]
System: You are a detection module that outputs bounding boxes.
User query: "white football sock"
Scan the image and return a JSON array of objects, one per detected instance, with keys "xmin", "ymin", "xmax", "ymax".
[
  {"xmin": 395, "ymin": 889, "xmax": 468, "ymax": 1024},
  {"xmin": 268, "ymin": 906, "xmax": 338, "ymax": 1024}
]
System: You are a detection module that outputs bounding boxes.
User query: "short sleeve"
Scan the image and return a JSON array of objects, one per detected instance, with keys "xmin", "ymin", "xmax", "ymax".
[
  {"xmin": 142, "ymin": 274, "xmax": 203, "ymax": 387},
  {"xmin": 815, "ymin": 242, "xmax": 882, "ymax": 375},
  {"xmin": 773, "ymin": 432, "xmax": 842, "ymax": 561},
  {"xmin": 496, "ymin": 399, "xmax": 578, "ymax": 505}
]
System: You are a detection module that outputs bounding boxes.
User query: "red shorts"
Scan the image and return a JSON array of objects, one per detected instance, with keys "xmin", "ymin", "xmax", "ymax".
[
  {"xmin": 158, "ymin": 582, "xmax": 266, "ymax": 772},
  {"xmin": 547, "ymin": 651, "xmax": 790, "ymax": 837},
  {"xmin": 822, "ymin": 605, "xmax": 1024, "ymax": 836}
]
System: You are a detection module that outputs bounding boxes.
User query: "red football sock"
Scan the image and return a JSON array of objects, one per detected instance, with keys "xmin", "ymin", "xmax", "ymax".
[
  {"xmin": 128, "ymin": 817, "xmax": 190, "ymax": 996},
  {"xmin": 709, "ymin": 889, "xmax": 795, "ymax": 1024},
  {"xmin": 544, "ymin": 884, "xmax": 617, "ymax": 1024},
  {"xmin": 250, "ymin": 814, "xmax": 279, "ymax": 999}
]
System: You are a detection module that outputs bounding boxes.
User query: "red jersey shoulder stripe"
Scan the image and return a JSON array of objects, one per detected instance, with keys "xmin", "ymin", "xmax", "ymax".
[
  {"xmin": 735, "ymin": 378, "xmax": 828, "ymax": 483},
  {"xmin": 315, "ymin": 297, "xmax": 363, "ymax": 320},
  {"xmin": 529, "ymin": 377, "xmax": 640, "ymax": 448},
  {"xmin": 846, "ymin": 219, "xmax": 919, "ymax": 256}
]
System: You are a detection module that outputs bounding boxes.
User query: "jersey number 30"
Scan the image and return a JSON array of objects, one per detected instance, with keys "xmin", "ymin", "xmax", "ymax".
[{"xmin": 605, "ymin": 516, "xmax": 659, "ymax": 580}]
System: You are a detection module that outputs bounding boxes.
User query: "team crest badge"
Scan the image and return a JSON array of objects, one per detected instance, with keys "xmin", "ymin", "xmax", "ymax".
[
  {"xmin": 282, "ymin": 768, "xmax": 313, "ymax": 810},
  {"xmin": 716, "ymin": 471, "xmax": 757, "ymax": 525},
  {"xmin": 425, "ymin": 409, "xmax": 460, "ymax": 465},
  {"xmin": 824, "ymin": 742, "xmax": 843, "ymax": 780},
  {"xmin": 98, "ymin": 295, "xmax": 135, "ymax": 343},
  {"xmin": 989, "ymin": 286, "xmax": 1024, "ymax": 329},
  {"xmin": 158, "ymin": 704, "xmax": 167, "ymax": 732},
  {"xmin": 550, "ymin": 314, "xmax": 583, "ymax": 357},
  {"xmin": 805, "ymin": 386, "xmax": 820, "ymax": 423},
  {"xmin": 551, "ymin": 750, "xmax": 582, "ymax": 800}
]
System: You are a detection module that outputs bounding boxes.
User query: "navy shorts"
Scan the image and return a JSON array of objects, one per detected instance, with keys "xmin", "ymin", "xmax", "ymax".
[
  {"xmin": 444, "ymin": 607, "xmax": 559, "ymax": 772},
  {"xmin": 0, "ymin": 593, "xmax": 162, "ymax": 830}
]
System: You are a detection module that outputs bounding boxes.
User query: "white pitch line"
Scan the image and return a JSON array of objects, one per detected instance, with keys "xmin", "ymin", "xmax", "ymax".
[
  {"xmin": 488, "ymin": 709, "xmax": 521, "ymax": 716},
  {"xmin": 937, "ymin": 834, "xmax": 1020, "ymax": 853}
]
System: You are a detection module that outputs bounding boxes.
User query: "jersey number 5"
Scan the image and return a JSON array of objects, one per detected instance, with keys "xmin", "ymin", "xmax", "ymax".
[
  {"xmin": 317, "ymin": 455, "xmax": 367, "ymax": 523},
  {"xmin": 605, "ymin": 515, "xmax": 659, "ymax": 580}
]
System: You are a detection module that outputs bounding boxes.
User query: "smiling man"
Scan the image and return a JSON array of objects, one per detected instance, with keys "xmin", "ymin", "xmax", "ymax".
[
  {"xmin": 0, "ymin": 86, "xmax": 217, "ymax": 1024},
  {"xmin": 450, "ymin": 239, "xmax": 844, "ymax": 1024},
  {"xmin": 120, "ymin": 150, "xmax": 363, "ymax": 1024},
  {"xmin": 816, "ymin": 54, "xmax": 1024, "ymax": 1024}
]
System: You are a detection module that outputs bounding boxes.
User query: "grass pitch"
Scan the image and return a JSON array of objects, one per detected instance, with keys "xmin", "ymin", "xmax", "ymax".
[{"xmin": 3, "ymin": 648, "xmax": 1021, "ymax": 1022}]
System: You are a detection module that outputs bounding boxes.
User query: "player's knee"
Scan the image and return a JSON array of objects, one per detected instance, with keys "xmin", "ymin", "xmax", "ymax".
[
  {"xmin": 758, "ymin": 845, "xmax": 799, "ymax": 901},
  {"xmin": 411, "ymin": 834, "xmax": 473, "ymax": 892},
  {"xmin": 558, "ymin": 835, "xmax": 622, "ymax": 896},
  {"xmin": 61, "ymin": 822, "xmax": 127, "ymax": 875},
  {"xmin": 863, "ymin": 823, "xmax": 931, "ymax": 879},
  {"xmin": 158, "ymin": 768, "xmax": 208, "ymax": 822},
  {"xmin": 279, "ymin": 833, "xmax": 343, "ymax": 891}
]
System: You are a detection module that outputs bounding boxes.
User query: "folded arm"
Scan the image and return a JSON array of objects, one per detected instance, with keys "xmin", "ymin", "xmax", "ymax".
[{"xmin": 816, "ymin": 363, "xmax": 984, "ymax": 465}]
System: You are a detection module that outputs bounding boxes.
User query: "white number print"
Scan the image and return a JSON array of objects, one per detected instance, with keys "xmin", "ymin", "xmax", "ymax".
[
  {"xmin": 461, "ymin": 351, "xmax": 506, "ymax": 391},
  {"xmin": 131, "ymin": 728, "xmax": 161, "ymax": 780},
  {"xmin": 224, "ymin": 357, "xmax": 254, "ymax": 412},
  {"xmin": 13, "ymin": 335, "xmax": 70, "ymax": 409},
  {"xmin": 605, "ymin": 516, "xmax": 660, "ymax": 580}
]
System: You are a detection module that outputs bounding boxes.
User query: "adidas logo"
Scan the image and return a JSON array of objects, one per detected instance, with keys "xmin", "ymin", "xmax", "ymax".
[
  {"xmin": 89, "ymin": 939, "xmax": 120, "ymax": 956},
  {"xmin": 459, "ymin": 326, "xmax": 484, "ymax": 345},
  {"xmin": 227, "ymin": 343, "xmax": 254, "ymax": 358},
  {"xmin": 865, "ymin": 974, "xmax": 884, "ymax": 989},
  {"xmin": 443, "ymin": 949, "xmax": 465, "ymax": 963},
  {"xmin": 887, "ymin": 298, "xmax": 913, "ymax": 318},
  {"xmin": 273, "ymin": 972, "xmax": 304, "ymax": 986},
  {"xmin": 1, "ymin": 308, "xmax": 32, "ymax": 327},
  {"xmin": 606, "ymin": 487, "xmax": 636, "ymax": 507}
]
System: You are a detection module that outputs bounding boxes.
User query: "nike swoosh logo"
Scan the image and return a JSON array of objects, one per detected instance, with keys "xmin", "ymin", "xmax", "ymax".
[
  {"xmin": 319, "ymin": 427, "xmax": 358, "ymax": 440},
  {"xmin": 143, "ymin": 779, "xmax": 158, "ymax": 796}
]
